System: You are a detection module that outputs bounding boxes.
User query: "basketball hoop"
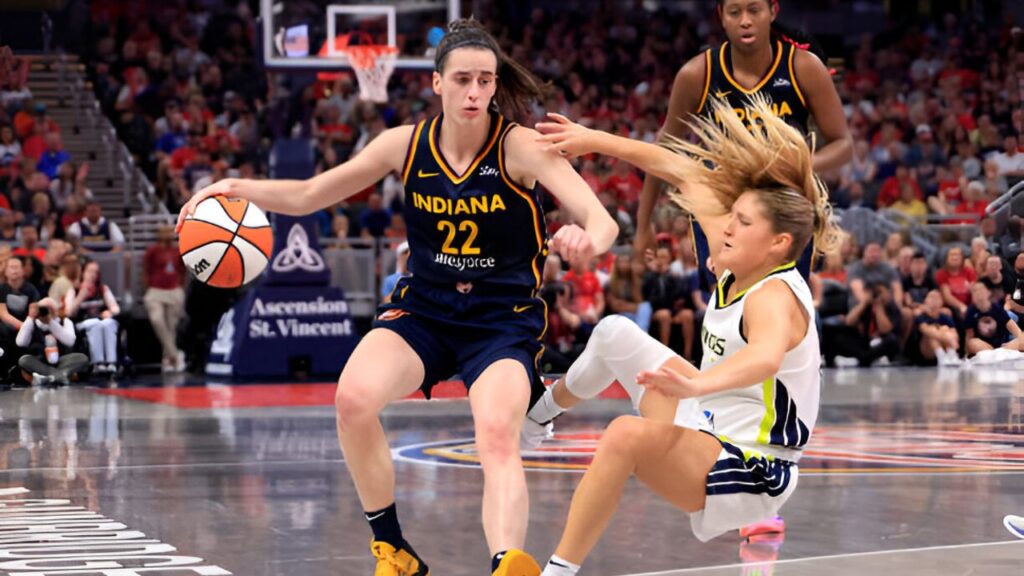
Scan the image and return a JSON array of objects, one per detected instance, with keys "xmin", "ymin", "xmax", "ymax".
[{"xmin": 342, "ymin": 44, "xmax": 398, "ymax": 103}]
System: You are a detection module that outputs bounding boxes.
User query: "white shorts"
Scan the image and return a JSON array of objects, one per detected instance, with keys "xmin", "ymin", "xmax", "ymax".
[
  {"xmin": 672, "ymin": 400, "xmax": 798, "ymax": 542},
  {"xmin": 688, "ymin": 438, "xmax": 798, "ymax": 542}
]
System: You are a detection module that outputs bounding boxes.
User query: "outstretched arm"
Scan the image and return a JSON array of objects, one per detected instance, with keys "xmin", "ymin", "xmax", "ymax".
[
  {"xmin": 176, "ymin": 125, "xmax": 414, "ymax": 230},
  {"xmin": 795, "ymin": 50, "xmax": 853, "ymax": 173},
  {"xmin": 506, "ymin": 126, "xmax": 618, "ymax": 263}
]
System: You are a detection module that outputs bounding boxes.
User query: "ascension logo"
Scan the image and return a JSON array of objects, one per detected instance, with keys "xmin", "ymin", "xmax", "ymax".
[
  {"xmin": 393, "ymin": 426, "xmax": 1024, "ymax": 474},
  {"xmin": 271, "ymin": 224, "xmax": 325, "ymax": 273},
  {"xmin": 210, "ymin": 308, "xmax": 236, "ymax": 360}
]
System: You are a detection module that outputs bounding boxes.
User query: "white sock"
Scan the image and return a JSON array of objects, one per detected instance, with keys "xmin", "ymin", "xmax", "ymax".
[
  {"xmin": 528, "ymin": 386, "xmax": 567, "ymax": 424},
  {"xmin": 541, "ymin": 555, "xmax": 580, "ymax": 576}
]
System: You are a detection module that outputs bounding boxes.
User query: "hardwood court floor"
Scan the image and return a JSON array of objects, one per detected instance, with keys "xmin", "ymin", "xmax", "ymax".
[{"xmin": 0, "ymin": 366, "xmax": 1021, "ymax": 575}]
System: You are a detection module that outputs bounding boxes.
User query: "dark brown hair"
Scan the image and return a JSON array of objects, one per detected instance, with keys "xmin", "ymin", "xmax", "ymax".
[{"xmin": 434, "ymin": 18, "xmax": 548, "ymax": 119}]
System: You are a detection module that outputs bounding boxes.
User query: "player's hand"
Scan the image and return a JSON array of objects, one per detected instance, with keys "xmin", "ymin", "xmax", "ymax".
[
  {"xmin": 636, "ymin": 366, "xmax": 704, "ymax": 399},
  {"xmin": 550, "ymin": 224, "xmax": 595, "ymax": 267},
  {"xmin": 176, "ymin": 178, "xmax": 235, "ymax": 233},
  {"xmin": 535, "ymin": 113, "xmax": 599, "ymax": 159}
]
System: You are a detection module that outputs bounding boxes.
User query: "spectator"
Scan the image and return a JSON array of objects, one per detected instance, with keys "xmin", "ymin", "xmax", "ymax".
[
  {"xmin": 39, "ymin": 239, "xmax": 70, "ymax": 295},
  {"xmin": 143, "ymin": 225, "xmax": 187, "ymax": 372},
  {"xmin": 358, "ymin": 193, "xmax": 390, "ymax": 239},
  {"xmin": 987, "ymin": 134, "xmax": 1024, "ymax": 179},
  {"xmin": 840, "ymin": 139, "xmax": 878, "ymax": 187},
  {"xmin": 0, "ymin": 256, "xmax": 41, "ymax": 374},
  {"xmin": 380, "ymin": 241, "xmax": 411, "ymax": 303},
  {"xmin": 31, "ymin": 192, "xmax": 60, "ymax": 243},
  {"xmin": 824, "ymin": 282, "xmax": 903, "ymax": 367},
  {"xmin": 889, "ymin": 183, "xmax": 928, "ymax": 223},
  {"xmin": 981, "ymin": 158, "xmax": 1009, "ymax": 198},
  {"xmin": 905, "ymin": 124, "xmax": 947, "ymax": 169},
  {"xmin": 935, "ymin": 246, "xmax": 976, "ymax": 317},
  {"xmin": 66, "ymin": 200, "xmax": 125, "ymax": 252},
  {"xmin": 642, "ymin": 245, "xmax": 694, "ymax": 359},
  {"xmin": 964, "ymin": 282, "xmax": 1013, "ymax": 357},
  {"xmin": 0, "ymin": 124, "xmax": 21, "ymax": 177},
  {"xmin": 605, "ymin": 252, "xmax": 651, "ymax": 332},
  {"xmin": 951, "ymin": 181, "xmax": 989, "ymax": 223},
  {"xmin": 602, "ymin": 160, "xmax": 642, "ymax": 214},
  {"xmin": 14, "ymin": 296, "xmax": 88, "ymax": 386},
  {"xmin": 563, "ymin": 257, "xmax": 605, "ymax": 326},
  {"xmin": 541, "ymin": 280, "xmax": 586, "ymax": 372},
  {"xmin": 65, "ymin": 260, "xmax": 120, "ymax": 373},
  {"xmin": 60, "ymin": 195, "xmax": 86, "ymax": 232},
  {"xmin": 0, "ymin": 208, "xmax": 16, "ymax": 242},
  {"xmin": 908, "ymin": 290, "xmax": 960, "ymax": 366},
  {"xmin": 979, "ymin": 255, "xmax": 1014, "ymax": 307},
  {"xmin": 847, "ymin": 242, "xmax": 904, "ymax": 307},
  {"xmin": 894, "ymin": 246, "xmax": 915, "ymax": 281},
  {"xmin": 902, "ymin": 252, "xmax": 937, "ymax": 316},
  {"xmin": 35, "ymin": 132, "xmax": 70, "ymax": 180},
  {"xmin": 883, "ymin": 233, "xmax": 907, "ymax": 267},
  {"xmin": 968, "ymin": 236, "xmax": 992, "ymax": 272},
  {"xmin": 49, "ymin": 162, "xmax": 92, "ymax": 211},
  {"xmin": 330, "ymin": 213, "xmax": 351, "ymax": 249},
  {"xmin": 48, "ymin": 252, "xmax": 81, "ymax": 304},
  {"xmin": 877, "ymin": 165, "xmax": 923, "ymax": 208}
]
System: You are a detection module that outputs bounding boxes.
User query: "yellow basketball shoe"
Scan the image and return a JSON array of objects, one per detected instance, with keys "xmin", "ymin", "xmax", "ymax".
[
  {"xmin": 492, "ymin": 549, "xmax": 541, "ymax": 576},
  {"xmin": 370, "ymin": 540, "xmax": 430, "ymax": 576}
]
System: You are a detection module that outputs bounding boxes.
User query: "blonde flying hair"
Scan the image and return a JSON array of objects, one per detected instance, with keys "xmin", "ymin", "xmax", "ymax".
[{"xmin": 662, "ymin": 95, "xmax": 840, "ymax": 261}]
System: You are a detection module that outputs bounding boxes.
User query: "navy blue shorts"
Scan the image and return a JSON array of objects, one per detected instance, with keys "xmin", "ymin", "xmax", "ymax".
[{"xmin": 373, "ymin": 277, "xmax": 547, "ymax": 406}]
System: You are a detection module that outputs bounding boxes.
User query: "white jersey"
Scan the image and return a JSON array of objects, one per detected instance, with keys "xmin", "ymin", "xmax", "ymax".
[{"xmin": 699, "ymin": 263, "xmax": 820, "ymax": 463}]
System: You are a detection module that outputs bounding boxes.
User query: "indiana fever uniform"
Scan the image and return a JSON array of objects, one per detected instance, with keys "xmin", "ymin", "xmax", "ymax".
[
  {"xmin": 690, "ymin": 40, "xmax": 816, "ymax": 292},
  {"xmin": 677, "ymin": 262, "xmax": 820, "ymax": 541},
  {"xmin": 374, "ymin": 112, "xmax": 548, "ymax": 403}
]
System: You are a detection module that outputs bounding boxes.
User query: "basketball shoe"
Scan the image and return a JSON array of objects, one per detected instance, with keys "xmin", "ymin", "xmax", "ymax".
[
  {"xmin": 520, "ymin": 416, "xmax": 554, "ymax": 450},
  {"xmin": 1004, "ymin": 515, "xmax": 1024, "ymax": 539},
  {"xmin": 370, "ymin": 540, "xmax": 429, "ymax": 576},
  {"xmin": 493, "ymin": 549, "xmax": 541, "ymax": 575},
  {"xmin": 739, "ymin": 516, "xmax": 786, "ymax": 539}
]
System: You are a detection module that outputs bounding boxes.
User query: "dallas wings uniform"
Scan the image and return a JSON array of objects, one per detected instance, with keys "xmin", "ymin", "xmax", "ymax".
[
  {"xmin": 374, "ymin": 112, "xmax": 548, "ymax": 401},
  {"xmin": 679, "ymin": 263, "xmax": 820, "ymax": 541},
  {"xmin": 690, "ymin": 40, "xmax": 816, "ymax": 293}
]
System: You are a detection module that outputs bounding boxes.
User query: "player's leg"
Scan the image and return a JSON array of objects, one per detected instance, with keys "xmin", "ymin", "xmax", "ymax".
[
  {"xmin": 468, "ymin": 358, "xmax": 539, "ymax": 573},
  {"xmin": 540, "ymin": 416, "xmax": 720, "ymax": 575},
  {"xmin": 335, "ymin": 327, "xmax": 429, "ymax": 574},
  {"xmin": 526, "ymin": 315, "xmax": 700, "ymax": 445}
]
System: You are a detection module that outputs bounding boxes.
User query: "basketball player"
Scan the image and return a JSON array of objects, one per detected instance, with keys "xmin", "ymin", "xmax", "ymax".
[
  {"xmin": 177, "ymin": 19, "xmax": 617, "ymax": 576},
  {"xmin": 531, "ymin": 97, "xmax": 835, "ymax": 574},
  {"xmin": 639, "ymin": 0, "xmax": 850, "ymax": 280}
]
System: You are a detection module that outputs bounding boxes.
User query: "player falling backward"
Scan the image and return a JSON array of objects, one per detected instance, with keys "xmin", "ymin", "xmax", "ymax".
[
  {"xmin": 177, "ymin": 18, "xmax": 618, "ymax": 576},
  {"xmin": 526, "ymin": 96, "xmax": 838, "ymax": 575}
]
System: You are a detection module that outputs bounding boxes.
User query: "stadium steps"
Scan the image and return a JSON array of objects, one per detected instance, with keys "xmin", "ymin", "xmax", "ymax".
[{"xmin": 25, "ymin": 54, "xmax": 151, "ymax": 232}]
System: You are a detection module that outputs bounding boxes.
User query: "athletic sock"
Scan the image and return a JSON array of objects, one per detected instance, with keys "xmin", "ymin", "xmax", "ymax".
[
  {"xmin": 541, "ymin": 555, "xmax": 580, "ymax": 576},
  {"xmin": 527, "ymin": 387, "xmax": 566, "ymax": 424},
  {"xmin": 365, "ymin": 502, "xmax": 403, "ymax": 547}
]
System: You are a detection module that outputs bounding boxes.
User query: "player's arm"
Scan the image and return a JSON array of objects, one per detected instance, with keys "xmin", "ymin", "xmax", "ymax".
[
  {"xmin": 637, "ymin": 281, "xmax": 804, "ymax": 398},
  {"xmin": 635, "ymin": 56, "xmax": 706, "ymax": 258},
  {"xmin": 176, "ymin": 125, "xmax": 414, "ymax": 231},
  {"xmin": 506, "ymin": 127, "xmax": 618, "ymax": 263},
  {"xmin": 535, "ymin": 113, "xmax": 729, "ymax": 251},
  {"xmin": 794, "ymin": 50, "xmax": 852, "ymax": 174}
]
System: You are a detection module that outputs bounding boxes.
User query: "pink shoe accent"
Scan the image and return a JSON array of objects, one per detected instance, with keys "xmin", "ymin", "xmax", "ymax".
[{"xmin": 739, "ymin": 516, "xmax": 786, "ymax": 539}]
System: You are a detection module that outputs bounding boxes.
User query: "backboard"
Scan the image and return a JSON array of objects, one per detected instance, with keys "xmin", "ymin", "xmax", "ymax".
[{"xmin": 261, "ymin": 0, "xmax": 459, "ymax": 72}]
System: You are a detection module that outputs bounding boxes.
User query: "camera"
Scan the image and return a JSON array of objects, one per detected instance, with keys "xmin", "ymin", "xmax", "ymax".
[
  {"xmin": 38, "ymin": 306, "xmax": 50, "ymax": 320},
  {"xmin": 1013, "ymin": 277, "xmax": 1024, "ymax": 307}
]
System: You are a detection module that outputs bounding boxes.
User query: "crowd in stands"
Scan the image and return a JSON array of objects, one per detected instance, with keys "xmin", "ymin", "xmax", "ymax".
[{"xmin": 0, "ymin": 2, "xmax": 1019, "ymax": 383}]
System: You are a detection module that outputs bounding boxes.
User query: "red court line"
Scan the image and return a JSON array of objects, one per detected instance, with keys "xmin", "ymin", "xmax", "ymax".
[{"xmin": 95, "ymin": 381, "xmax": 629, "ymax": 409}]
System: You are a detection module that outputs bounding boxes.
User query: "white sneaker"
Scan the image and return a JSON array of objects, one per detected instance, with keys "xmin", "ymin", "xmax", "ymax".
[
  {"xmin": 175, "ymin": 351, "xmax": 186, "ymax": 372},
  {"xmin": 1004, "ymin": 515, "xmax": 1024, "ymax": 539},
  {"xmin": 520, "ymin": 417, "xmax": 554, "ymax": 450},
  {"xmin": 937, "ymin": 349, "xmax": 962, "ymax": 367},
  {"xmin": 834, "ymin": 356, "xmax": 859, "ymax": 368}
]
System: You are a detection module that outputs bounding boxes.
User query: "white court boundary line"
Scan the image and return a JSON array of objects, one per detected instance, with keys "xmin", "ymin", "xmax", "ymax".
[
  {"xmin": 0, "ymin": 459, "xmax": 345, "ymax": 474},
  {"xmin": 615, "ymin": 539, "xmax": 1024, "ymax": 576}
]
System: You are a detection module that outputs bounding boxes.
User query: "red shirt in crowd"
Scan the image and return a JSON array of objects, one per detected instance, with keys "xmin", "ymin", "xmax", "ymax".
[
  {"xmin": 563, "ymin": 268, "xmax": 602, "ymax": 317},
  {"xmin": 951, "ymin": 199, "xmax": 988, "ymax": 223},
  {"xmin": 935, "ymin": 266, "xmax": 977, "ymax": 305},
  {"xmin": 143, "ymin": 244, "xmax": 186, "ymax": 289},
  {"xmin": 877, "ymin": 175, "xmax": 923, "ymax": 207},
  {"xmin": 603, "ymin": 171, "xmax": 644, "ymax": 208}
]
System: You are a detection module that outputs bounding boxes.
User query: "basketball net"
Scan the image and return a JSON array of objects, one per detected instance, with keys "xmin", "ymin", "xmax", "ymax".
[{"xmin": 343, "ymin": 44, "xmax": 398, "ymax": 103}]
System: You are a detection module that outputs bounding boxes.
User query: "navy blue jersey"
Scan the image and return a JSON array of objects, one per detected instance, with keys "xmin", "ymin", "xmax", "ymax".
[
  {"xmin": 400, "ymin": 113, "xmax": 547, "ymax": 292},
  {"xmin": 696, "ymin": 40, "xmax": 810, "ymax": 133}
]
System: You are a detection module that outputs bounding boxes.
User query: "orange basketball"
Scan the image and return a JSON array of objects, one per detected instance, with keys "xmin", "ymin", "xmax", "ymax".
[{"xmin": 179, "ymin": 196, "xmax": 274, "ymax": 288}]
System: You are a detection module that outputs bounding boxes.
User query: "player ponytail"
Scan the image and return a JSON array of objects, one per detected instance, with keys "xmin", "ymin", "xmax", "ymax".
[
  {"xmin": 434, "ymin": 18, "xmax": 549, "ymax": 119},
  {"xmin": 661, "ymin": 95, "xmax": 840, "ymax": 260}
]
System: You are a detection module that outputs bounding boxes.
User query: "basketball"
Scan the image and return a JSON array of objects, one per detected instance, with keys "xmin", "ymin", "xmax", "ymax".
[{"xmin": 179, "ymin": 196, "xmax": 274, "ymax": 288}]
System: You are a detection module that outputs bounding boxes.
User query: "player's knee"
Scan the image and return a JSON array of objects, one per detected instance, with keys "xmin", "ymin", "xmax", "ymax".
[
  {"xmin": 334, "ymin": 378, "xmax": 380, "ymax": 429},
  {"xmin": 474, "ymin": 418, "xmax": 520, "ymax": 461},
  {"xmin": 593, "ymin": 315, "xmax": 635, "ymax": 348},
  {"xmin": 599, "ymin": 415, "xmax": 646, "ymax": 458}
]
